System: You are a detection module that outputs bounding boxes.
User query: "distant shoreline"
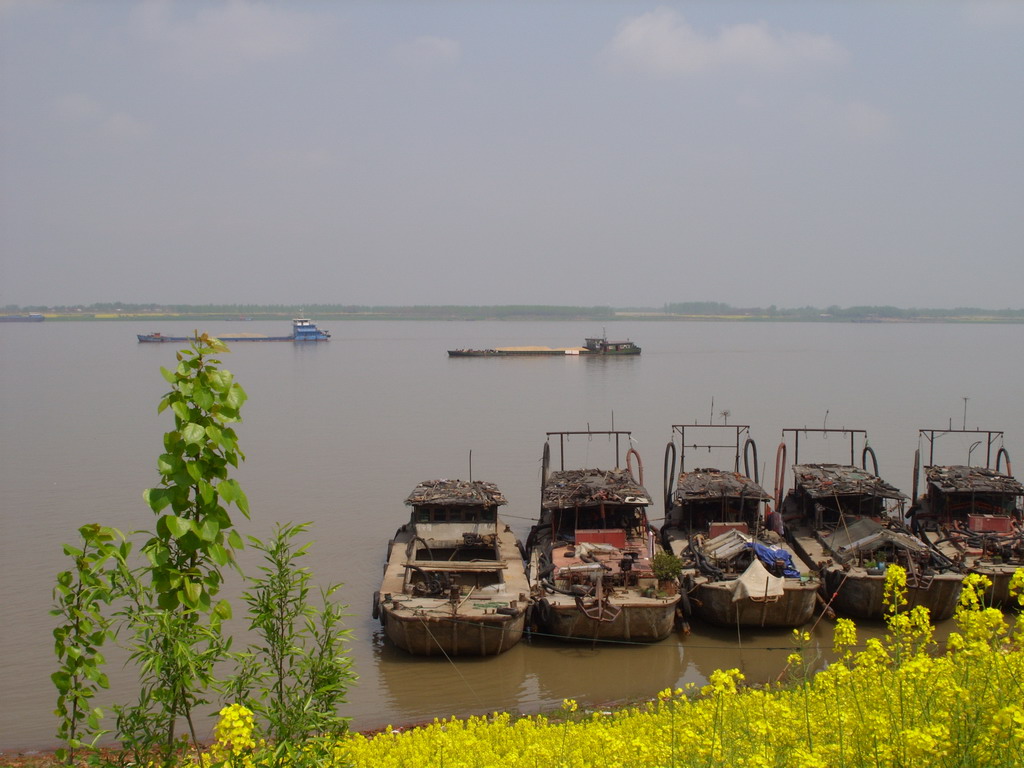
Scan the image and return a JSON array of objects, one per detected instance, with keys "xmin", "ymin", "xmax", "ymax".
[{"xmin": 8, "ymin": 310, "xmax": 1024, "ymax": 324}]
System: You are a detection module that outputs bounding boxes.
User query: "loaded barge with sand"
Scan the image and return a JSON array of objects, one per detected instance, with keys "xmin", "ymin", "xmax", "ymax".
[
  {"xmin": 137, "ymin": 318, "xmax": 330, "ymax": 342},
  {"xmin": 448, "ymin": 336, "xmax": 639, "ymax": 357}
]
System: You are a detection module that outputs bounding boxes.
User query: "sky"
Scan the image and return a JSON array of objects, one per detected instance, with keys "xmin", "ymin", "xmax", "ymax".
[{"xmin": 1, "ymin": 1, "xmax": 1023, "ymax": 309}]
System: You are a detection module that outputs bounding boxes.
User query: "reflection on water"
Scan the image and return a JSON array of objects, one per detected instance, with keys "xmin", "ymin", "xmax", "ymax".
[{"xmin": 1, "ymin": 320, "xmax": 1021, "ymax": 750}]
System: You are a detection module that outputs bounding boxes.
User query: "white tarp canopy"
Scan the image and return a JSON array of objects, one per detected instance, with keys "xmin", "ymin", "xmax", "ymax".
[{"xmin": 730, "ymin": 558, "xmax": 785, "ymax": 602}]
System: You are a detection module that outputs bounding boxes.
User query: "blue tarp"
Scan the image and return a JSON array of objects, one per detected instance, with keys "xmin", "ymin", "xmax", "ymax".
[{"xmin": 747, "ymin": 542, "xmax": 801, "ymax": 578}]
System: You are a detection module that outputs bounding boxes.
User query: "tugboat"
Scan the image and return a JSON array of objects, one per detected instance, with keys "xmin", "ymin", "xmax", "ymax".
[
  {"xmin": 661, "ymin": 424, "xmax": 819, "ymax": 630},
  {"xmin": 525, "ymin": 430, "xmax": 680, "ymax": 643},
  {"xmin": 374, "ymin": 479, "xmax": 529, "ymax": 656},
  {"xmin": 779, "ymin": 428, "xmax": 964, "ymax": 621},
  {"xmin": 909, "ymin": 428, "xmax": 1024, "ymax": 607}
]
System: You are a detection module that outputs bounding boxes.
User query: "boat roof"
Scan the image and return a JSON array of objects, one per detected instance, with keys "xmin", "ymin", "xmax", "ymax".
[
  {"xmin": 824, "ymin": 518, "xmax": 929, "ymax": 556},
  {"xmin": 404, "ymin": 479, "xmax": 507, "ymax": 507},
  {"xmin": 674, "ymin": 468, "xmax": 771, "ymax": 502},
  {"xmin": 792, "ymin": 464, "xmax": 907, "ymax": 500},
  {"xmin": 542, "ymin": 468, "xmax": 650, "ymax": 508},
  {"xmin": 924, "ymin": 465, "xmax": 1024, "ymax": 496}
]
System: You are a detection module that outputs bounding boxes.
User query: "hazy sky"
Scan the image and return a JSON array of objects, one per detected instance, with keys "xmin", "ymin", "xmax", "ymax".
[{"xmin": 2, "ymin": 1, "xmax": 1022, "ymax": 308}]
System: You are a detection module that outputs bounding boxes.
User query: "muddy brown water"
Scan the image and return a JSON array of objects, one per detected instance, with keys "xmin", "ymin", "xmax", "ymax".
[{"xmin": 2, "ymin": 319, "xmax": 1019, "ymax": 750}]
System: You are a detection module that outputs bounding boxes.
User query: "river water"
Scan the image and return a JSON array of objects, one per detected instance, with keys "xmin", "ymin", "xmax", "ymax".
[{"xmin": 2, "ymin": 319, "xmax": 1021, "ymax": 750}]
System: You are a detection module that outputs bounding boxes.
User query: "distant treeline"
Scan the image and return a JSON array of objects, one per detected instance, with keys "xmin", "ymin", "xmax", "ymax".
[
  {"xmin": 4, "ymin": 303, "xmax": 618, "ymax": 321},
  {"xmin": 5, "ymin": 302, "xmax": 1023, "ymax": 321},
  {"xmin": 661, "ymin": 302, "xmax": 1024, "ymax": 320}
]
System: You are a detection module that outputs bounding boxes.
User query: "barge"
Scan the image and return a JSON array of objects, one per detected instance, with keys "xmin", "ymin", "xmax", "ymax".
[
  {"xmin": 448, "ymin": 336, "xmax": 639, "ymax": 357},
  {"xmin": 375, "ymin": 479, "xmax": 530, "ymax": 656},
  {"xmin": 137, "ymin": 318, "xmax": 330, "ymax": 343},
  {"xmin": 525, "ymin": 431, "xmax": 680, "ymax": 643},
  {"xmin": 909, "ymin": 429, "xmax": 1024, "ymax": 607},
  {"xmin": 0, "ymin": 313, "xmax": 44, "ymax": 322},
  {"xmin": 662, "ymin": 425, "xmax": 819, "ymax": 630},
  {"xmin": 779, "ymin": 428, "xmax": 964, "ymax": 622}
]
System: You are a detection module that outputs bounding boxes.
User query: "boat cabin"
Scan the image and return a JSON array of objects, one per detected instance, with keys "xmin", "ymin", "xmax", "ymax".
[
  {"xmin": 401, "ymin": 480, "xmax": 509, "ymax": 594},
  {"xmin": 783, "ymin": 464, "xmax": 907, "ymax": 530},
  {"xmin": 922, "ymin": 465, "xmax": 1023, "ymax": 531},
  {"xmin": 583, "ymin": 337, "xmax": 640, "ymax": 354},
  {"xmin": 672, "ymin": 468, "xmax": 772, "ymax": 534},
  {"xmin": 534, "ymin": 468, "xmax": 657, "ymax": 589}
]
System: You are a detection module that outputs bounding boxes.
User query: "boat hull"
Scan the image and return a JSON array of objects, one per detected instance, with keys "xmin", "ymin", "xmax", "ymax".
[
  {"xmin": 822, "ymin": 568, "xmax": 964, "ymax": 621},
  {"xmin": 533, "ymin": 594, "xmax": 679, "ymax": 642},
  {"xmin": 376, "ymin": 509, "xmax": 530, "ymax": 657},
  {"xmin": 690, "ymin": 579, "xmax": 818, "ymax": 628},
  {"xmin": 380, "ymin": 604, "xmax": 525, "ymax": 656}
]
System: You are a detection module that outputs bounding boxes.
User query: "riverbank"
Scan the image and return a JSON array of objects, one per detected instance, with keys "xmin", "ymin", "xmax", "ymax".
[{"xmin": 12, "ymin": 571, "xmax": 1024, "ymax": 768}]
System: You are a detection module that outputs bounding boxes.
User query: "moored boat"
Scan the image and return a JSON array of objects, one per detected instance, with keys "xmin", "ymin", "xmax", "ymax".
[
  {"xmin": 448, "ymin": 336, "xmax": 640, "ymax": 357},
  {"xmin": 661, "ymin": 425, "xmax": 819, "ymax": 630},
  {"xmin": 909, "ymin": 429, "xmax": 1024, "ymax": 607},
  {"xmin": 525, "ymin": 431, "xmax": 680, "ymax": 642},
  {"xmin": 374, "ymin": 479, "xmax": 530, "ymax": 656},
  {"xmin": 137, "ymin": 318, "xmax": 331, "ymax": 343},
  {"xmin": 778, "ymin": 428, "xmax": 964, "ymax": 621}
]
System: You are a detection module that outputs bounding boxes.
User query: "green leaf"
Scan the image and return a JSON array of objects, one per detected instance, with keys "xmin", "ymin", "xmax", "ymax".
[
  {"xmin": 225, "ymin": 383, "xmax": 247, "ymax": 410},
  {"xmin": 214, "ymin": 599, "xmax": 232, "ymax": 621},
  {"xmin": 182, "ymin": 579, "xmax": 202, "ymax": 607},
  {"xmin": 51, "ymin": 671, "xmax": 71, "ymax": 693},
  {"xmin": 181, "ymin": 423, "xmax": 206, "ymax": 444},
  {"xmin": 143, "ymin": 488, "xmax": 172, "ymax": 513},
  {"xmin": 219, "ymin": 478, "xmax": 240, "ymax": 503},
  {"xmin": 207, "ymin": 542, "xmax": 228, "ymax": 566},
  {"xmin": 159, "ymin": 366, "xmax": 177, "ymax": 384},
  {"xmin": 165, "ymin": 515, "xmax": 191, "ymax": 539},
  {"xmin": 228, "ymin": 530, "xmax": 244, "ymax": 551},
  {"xmin": 171, "ymin": 400, "xmax": 189, "ymax": 422},
  {"xmin": 156, "ymin": 453, "xmax": 181, "ymax": 476},
  {"xmin": 205, "ymin": 424, "xmax": 223, "ymax": 446},
  {"xmin": 198, "ymin": 518, "xmax": 220, "ymax": 542},
  {"xmin": 206, "ymin": 368, "xmax": 233, "ymax": 393}
]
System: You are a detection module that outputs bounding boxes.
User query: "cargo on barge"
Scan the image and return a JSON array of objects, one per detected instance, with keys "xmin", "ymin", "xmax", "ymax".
[
  {"xmin": 137, "ymin": 318, "xmax": 330, "ymax": 342},
  {"xmin": 448, "ymin": 336, "xmax": 639, "ymax": 357}
]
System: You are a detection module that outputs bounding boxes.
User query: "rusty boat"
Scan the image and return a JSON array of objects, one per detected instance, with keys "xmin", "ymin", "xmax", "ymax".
[
  {"xmin": 909, "ymin": 429, "xmax": 1024, "ymax": 607},
  {"xmin": 525, "ymin": 431, "xmax": 680, "ymax": 642},
  {"xmin": 661, "ymin": 425, "xmax": 819, "ymax": 630},
  {"xmin": 779, "ymin": 428, "xmax": 964, "ymax": 621},
  {"xmin": 374, "ymin": 479, "xmax": 530, "ymax": 656}
]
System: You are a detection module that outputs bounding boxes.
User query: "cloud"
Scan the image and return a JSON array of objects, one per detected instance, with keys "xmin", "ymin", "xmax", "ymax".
[
  {"xmin": 392, "ymin": 35, "xmax": 461, "ymax": 70},
  {"xmin": 605, "ymin": 7, "xmax": 845, "ymax": 77},
  {"xmin": 128, "ymin": 0, "xmax": 321, "ymax": 74},
  {"xmin": 53, "ymin": 93, "xmax": 149, "ymax": 142}
]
